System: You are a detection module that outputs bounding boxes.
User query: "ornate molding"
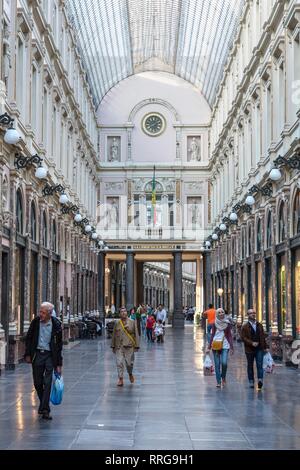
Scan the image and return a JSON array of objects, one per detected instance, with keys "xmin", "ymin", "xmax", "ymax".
[{"xmin": 128, "ymin": 98, "xmax": 181, "ymax": 123}]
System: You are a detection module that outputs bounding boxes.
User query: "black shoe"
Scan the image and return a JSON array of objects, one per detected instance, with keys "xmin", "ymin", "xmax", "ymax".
[
  {"xmin": 249, "ymin": 382, "xmax": 255, "ymax": 389},
  {"xmin": 257, "ymin": 380, "xmax": 263, "ymax": 390},
  {"xmin": 38, "ymin": 409, "xmax": 43, "ymax": 415},
  {"xmin": 42, "ymin": 412, "xmax": 52, "ymax": 420}
]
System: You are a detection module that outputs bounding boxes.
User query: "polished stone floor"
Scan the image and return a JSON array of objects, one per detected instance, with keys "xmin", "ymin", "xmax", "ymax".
[{"xmin": 0, "ymin": 326, "xmax": 300, "ymax": 450}]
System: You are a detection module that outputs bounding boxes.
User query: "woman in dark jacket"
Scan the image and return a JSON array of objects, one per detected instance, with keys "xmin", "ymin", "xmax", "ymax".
[{"xmin": 207, "ymin": 308, "xmax": 234, "ymax": 388}]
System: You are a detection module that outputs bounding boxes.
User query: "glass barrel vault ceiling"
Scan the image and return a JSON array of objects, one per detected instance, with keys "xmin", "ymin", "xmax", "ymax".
[{"xmin": 66, "ymin": 0, "xmax": 245, "ymax": 108}]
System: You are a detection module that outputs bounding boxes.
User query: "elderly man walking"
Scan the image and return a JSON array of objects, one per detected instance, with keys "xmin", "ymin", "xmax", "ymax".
[
  {"xmin": 111, "ymin": 307, "xmax": 140, "ymax": 386},
  {"xmin": 240, "ymin": 309, "xmax": 268, "ymax": 390},
  {"xmin": 24, "ymin": 302, "xmax": 63, "ymax": 420}
]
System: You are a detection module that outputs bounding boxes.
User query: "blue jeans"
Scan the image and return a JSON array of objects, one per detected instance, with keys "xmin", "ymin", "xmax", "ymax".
[
  {"xmin": 246, "ymin": 349, "xmax": 264, "ymax": 383},
  {"xmin": 213, "ymin": 349, "xmax": 229, "ymax": 385},
  {"xmin": 207, "ymin": 324, "xmax": 213, "ymax": 345}
]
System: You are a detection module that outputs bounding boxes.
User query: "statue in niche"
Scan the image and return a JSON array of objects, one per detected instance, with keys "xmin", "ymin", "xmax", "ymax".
[
  {"xmin": 109, "ymin": 138, "xmax": 119, "ymax": 162},
  {"xmin": 188, "ymin": 137, "xmax": 200, "ymax": 161},
  {"xmin": 107, "ymin": 199, "xmax": 119, "ymax": 226},
  {"xmin": 2, "ymin": 25, "xmax": 11, "ymax": 86},
  {"xmin": 189, "ymin": 199, "xmax": 200, "ymax": 226}
]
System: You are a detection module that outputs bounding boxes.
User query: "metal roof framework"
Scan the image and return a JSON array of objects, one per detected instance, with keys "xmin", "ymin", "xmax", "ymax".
[{"xmin": 67, "ymin": 0, "xmax": 245, "ymax": 108}]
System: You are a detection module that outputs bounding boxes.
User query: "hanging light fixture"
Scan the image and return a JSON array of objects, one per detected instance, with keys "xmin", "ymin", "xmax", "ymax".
[
  {"xmin": 74, "ymin": 213, "xmax": 82, "ymax": 223},
  {"xmin": 245, "ymin": 195, "xmax": 255, "ymax": 206},
  {"xmin": 59, "ymin": 193, "xmax": 69, "ymax": 205},
  {"xmin": 0, "ymin": 114, "xmax": 20, "ymax": 145},
  {"xmin": 84, "ymin": 224, "xmax": 92, "ymax": 233},
  {"xmin": 212, "ymin": 233, "xmax": 218, "ymax": 240},
  {"xmin": 229, "ymin": 212, "xmax": 238, "ymax": 222},
  {"xmin": 91, "ymin": 232, "xmax": 98, "ymax": 240},
  {"xmin": 35, "ymin": 165, "xmax": 47, "ymax": 179},
  {"xmin": 219, "ymin": 223, "xmax": 227, "ymax": 231},
  {"xmin": 205, "ymin": 241, "xmax": 211, "ymax": 248},
  {"xmin": 269, "ymin": 168, "xmax": 282, "ymax": 181}
]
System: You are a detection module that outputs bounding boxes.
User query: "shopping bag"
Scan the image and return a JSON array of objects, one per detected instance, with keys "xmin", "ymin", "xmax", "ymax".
[
  {"xmin": 50, "ymin": 372, "xmax": 64, "ymax": 405},
  {"xmin": 203, "ymin": 353, "xmax": 214, "ymax": 376},
  {"xmin": 263, "ymin": 352, "xmax": 275, "ymax": 373}
]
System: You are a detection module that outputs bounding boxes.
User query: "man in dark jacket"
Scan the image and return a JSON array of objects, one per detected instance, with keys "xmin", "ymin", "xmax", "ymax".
[
  {"xmin": 240, "ymin": 309, "xmax": 268, "ymax": 390},
  {"xmin": 25, "ymin": 302, "xmax": 63, "ymax": 419}
]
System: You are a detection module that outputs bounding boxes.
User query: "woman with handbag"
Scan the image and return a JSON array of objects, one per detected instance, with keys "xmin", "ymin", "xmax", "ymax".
[{"xmin": 207, "ymin": 308, "xmax": 234, "ymax": 388}]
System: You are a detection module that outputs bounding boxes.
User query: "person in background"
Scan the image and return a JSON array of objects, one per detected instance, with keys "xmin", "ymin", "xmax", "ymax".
[
  {"xmin": 111, "ymin": 307, "xmax": 140, "ymax": 386},
  {"xmin": 240, "ymin": 309, "xmax": 268, "ymax": 390},
  {"xmin": 24, "ymin": 302, "xmax": 63, "ymax": 420},
  {"xmin": 146, "ymin": 312, "xmax": 155, "ymax": 342},
  {"xmin": 207, "ymin": 308, "xmax": 233, "ymax": 388},
  {"xmin": 155, "ymin": 304, "xmax": 167, "ymax": 325},
  {"xmin": 154, "ymin": 319, "xmax": 164, "ymax": 343},
  {"xmin": 203, "ymin": 303, "xmax": 217, "ymax": 345}
]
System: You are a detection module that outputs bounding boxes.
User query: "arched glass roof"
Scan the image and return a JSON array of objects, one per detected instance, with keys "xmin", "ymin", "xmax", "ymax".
[{"xmin": 67, "ymin": 0, "xmax": 245, "ymax": 108}]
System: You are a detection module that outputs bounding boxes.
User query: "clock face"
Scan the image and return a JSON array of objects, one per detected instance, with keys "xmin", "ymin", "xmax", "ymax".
[{"xmin": 142, "ymin": 113, "xmax": 166, "ymax": 136}]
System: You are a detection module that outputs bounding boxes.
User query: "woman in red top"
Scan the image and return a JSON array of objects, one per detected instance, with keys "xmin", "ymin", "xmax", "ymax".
[{"xmin": 146, "ymin": 314, "xmax": 155, "ymax": 342}]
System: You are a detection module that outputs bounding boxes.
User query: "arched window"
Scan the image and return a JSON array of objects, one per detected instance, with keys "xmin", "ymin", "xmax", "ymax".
[
  {"xmin": 52, "ymin": 220, "xmax": 57, "ymax": 252},
  {"xmin": 42, "ymin": 212, "xmax": 48, "ymax": 247},
  {"xmin": 16, "ymin": 190, "xmax": 23, "ymax": 234},
  {"xmin": 248, "ymin": 225, "xmax": 252, "ymax": 256},
  {"xmin": 256, "ymin": 218, "xmax": 262, "ymax": 252},
  {"xmin": 293, "ymin": 191, "xmax": 300, "ymax": 236},
  {"xmin": 278, "ymin": 202, "xmax": 285, "ymax": 243},
  {"xmin": 266, "ymin": 211, "xmax": 272, "ymax": 248},
  {"xmin": 30, "ymin": 202, "xmax": 37, "ymax": 242}
]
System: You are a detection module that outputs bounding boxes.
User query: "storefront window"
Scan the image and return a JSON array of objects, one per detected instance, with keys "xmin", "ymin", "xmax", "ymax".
[
  {"xmin": 293, "ymin": 191, "xmax": 300, "ymax": 236},
  {"xmin": 265, "ymin": 258, "xmax": 272, "ymax": 331},
  {"xmin": 255, "ymin": 262, "xmax": 262, "ymax": 323},
  {"xmin": 294, "ymin": 250, "xmax": 300, "ymax": 339},
  {"xmin": 278, "ymin": 256, "xmax": 288, "ymax": 333}
]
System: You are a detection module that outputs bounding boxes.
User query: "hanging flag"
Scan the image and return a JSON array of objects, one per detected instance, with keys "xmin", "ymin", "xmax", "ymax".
[{"xmin": 151, "ymin": 166, "xmax": 156, "ymax": 226}]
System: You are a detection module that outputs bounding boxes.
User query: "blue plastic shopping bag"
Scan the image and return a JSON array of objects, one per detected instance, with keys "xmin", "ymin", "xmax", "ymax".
[{"xmin": 50, "ymin": 372, "xmax": 64, "ymax": 405}]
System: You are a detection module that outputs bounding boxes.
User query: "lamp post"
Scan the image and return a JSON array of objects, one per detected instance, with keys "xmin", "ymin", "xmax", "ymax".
[{"xmin": 217, "ymin": 287, "xmax": 224, "ymax": 308}]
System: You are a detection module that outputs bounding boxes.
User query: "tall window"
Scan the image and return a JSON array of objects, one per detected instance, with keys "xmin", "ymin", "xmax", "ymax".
[
  {"xmin": 52, "ymin": 220, "xmax": 57, "ymax": 252},
  {"xmin": 266, "ymin": 211, "xmax": 272, "ymax": 248},
  {"xmin": 293, "ymin": 191, "xmax": 300, "ymax": 236},
  {"xmin": 42, "ymin": 87, "xmax": 48, "ymax": 150},
  {"xmin": 31, "ymin": 202, "xmax": 37, "ymax": 242},
  {"xmin": 278, "ymin": 202, "xmax": 285, "ymax": 243},
  {"xmin": 16, "ymin": 190, "xmax": 23, "ymax": 234},
  {"xmin": 256, "ymin": 218, "xmax": 262, "ymax": 252},
  {"xmin": 248, "ymin": 225, "xmax": 252, "ymax": 256},
  {"xmin": 16, "ymin": 38, "xmax": 24, "ymax": 116},
  {"xmin": 31, "ymin": 65, "xmax": 37, "ymax": 132},
  {"xmin": 241, "ymin": 228, "xmax": 246, "ymax": 259},
  {"xmin": 42, "ymin": 212, "xmax": 48, "ymax": 247}
]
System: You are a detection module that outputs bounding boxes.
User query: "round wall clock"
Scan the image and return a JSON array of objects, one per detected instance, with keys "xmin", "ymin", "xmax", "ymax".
[{"xmin": 142, "ymin": 112, "xmax": 166, "ymax": 137}]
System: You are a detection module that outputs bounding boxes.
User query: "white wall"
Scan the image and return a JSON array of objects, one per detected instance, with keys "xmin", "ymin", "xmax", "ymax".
[{"xmin": 97, "ymin": 71, "xmax": 211, "ymax": 165}]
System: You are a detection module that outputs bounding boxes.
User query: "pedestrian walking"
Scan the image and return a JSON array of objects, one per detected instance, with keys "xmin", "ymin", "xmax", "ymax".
[
  {"xmin": 24, "ymin": 302, "xmax": 63, "ymax": 420},
  {"xmin": 146, "ymin": 313, "xmax": 155, "ymax": 342},
  {"xmin": 240, "ymin": 309, "xmax": 268, "ymax": 390},
  {"xmin": 207, "ymin": 308, "xmax": 233, "ymax": 388},
  {"xmin": 203, "ymin": 304, "xmax": 217, "ymax": 345},
  {"xmin": 111, "ymin": 307, "xmax": 140, "ymax": 386}
]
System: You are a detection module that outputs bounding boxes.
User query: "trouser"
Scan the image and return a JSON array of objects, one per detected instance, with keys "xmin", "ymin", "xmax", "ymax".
[
  {"xmin": 32, "ymin": 350, "xmax": 54, "ymax": 413},
  {"xmin": 246, "ymin": 349, "xmax": 264, "ymax": 383},
  {"xmin": 213, "ymin": 349, "xmax": 229, "ymax": 385},
  {"xmin": 115, "ymin": 347, "xmax": 135, "ymax": 378},
  {"xmin": 206, "ymin": 323, "xmax": 213, "ymax": 345},
  {"xmin": 146, "ymin": 328, "xmax": 153, "ymax": 342}
]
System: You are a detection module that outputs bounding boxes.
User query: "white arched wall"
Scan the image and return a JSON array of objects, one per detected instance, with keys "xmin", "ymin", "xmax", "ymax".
[{"xmin": 97, "ymin": 71, "xmax": 211, "ymax": 165}]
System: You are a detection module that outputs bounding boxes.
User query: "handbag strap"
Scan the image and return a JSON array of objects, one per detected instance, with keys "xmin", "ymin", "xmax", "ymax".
[{"xmin": 120, "ymin": 320, "xmax": 137, "ymax": 348}]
